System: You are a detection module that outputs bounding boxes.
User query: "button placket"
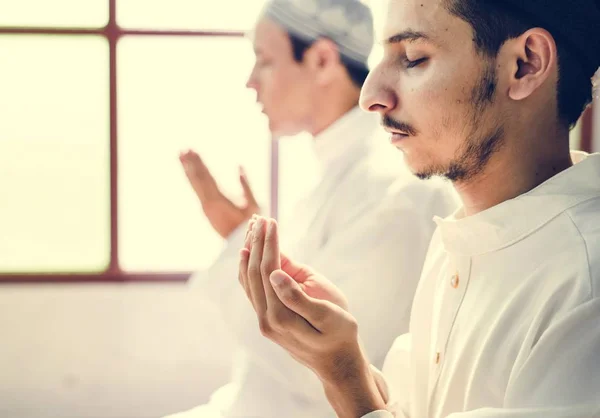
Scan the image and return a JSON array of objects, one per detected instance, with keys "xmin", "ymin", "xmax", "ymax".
[{"xmin": 427, "ymin": 255, "xmax": 472, "ymax": 414}]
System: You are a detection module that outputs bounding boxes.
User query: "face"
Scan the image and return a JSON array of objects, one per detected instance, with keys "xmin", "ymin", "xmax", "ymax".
[
  {"xmin": 360, "ymin": 0, "xmax": 506, "ymax": 182},
  {"xmin": 246, "ymin": 17, "xmax": 315, "ymax": 137}
]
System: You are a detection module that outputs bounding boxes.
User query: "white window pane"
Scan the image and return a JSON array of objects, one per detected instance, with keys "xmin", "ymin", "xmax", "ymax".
[
  {"xmin": 0, "ymin": 0, "xmax": 108, "ymax": 28},
  {"xmin": 0, "ymin": 35, "xmax": 110, "ymax": 273},
  {"xmin": 118, "ymin": 36, "xmax": 270, "ymax": 272},
  {"xmin": 117, "ymin": 0, "xmax": 267, "ymax": 30}
]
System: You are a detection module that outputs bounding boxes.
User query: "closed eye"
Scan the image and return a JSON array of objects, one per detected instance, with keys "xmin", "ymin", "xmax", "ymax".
[{"xmin": 404, "ymin": 57, "xmax": 428, "ymax": 69}]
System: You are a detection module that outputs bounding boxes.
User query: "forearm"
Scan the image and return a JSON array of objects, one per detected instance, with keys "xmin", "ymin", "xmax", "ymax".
[{"xmin": 321, "ymin": 356, "xmax": 387, "ymax": 418}]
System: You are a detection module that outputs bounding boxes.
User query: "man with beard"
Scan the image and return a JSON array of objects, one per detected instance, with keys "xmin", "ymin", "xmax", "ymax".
[
  {"xmin": 239, "ymin": 0, "xmax": 600, "ymax": 417},
  {"xmin": 166, "ymin": 0, "xmax": 458, "ymax": 417}
]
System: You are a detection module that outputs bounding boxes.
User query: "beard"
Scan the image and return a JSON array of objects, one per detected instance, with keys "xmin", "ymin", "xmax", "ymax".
[{"xmin": 415, "ymin": 60, "xmax": 506, "ymax": 182}]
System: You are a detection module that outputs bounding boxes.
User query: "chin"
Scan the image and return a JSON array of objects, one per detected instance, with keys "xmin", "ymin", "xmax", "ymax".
[
  {"xmin": 403, "ymin": 154, "xmax": 444, "ymax": 181},
  {"xmin": 269, "ymin": 120, "xmax": 302, "ymax": 138}
]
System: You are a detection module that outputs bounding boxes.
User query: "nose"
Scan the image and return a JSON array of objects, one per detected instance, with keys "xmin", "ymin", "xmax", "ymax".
[
  {"xmin": 246, "ymin": 66, "xmax": 259, "ymax": 91},
  {"xmin": 359, "ymin": 66, "xmax": 397, "ymax": 115}
]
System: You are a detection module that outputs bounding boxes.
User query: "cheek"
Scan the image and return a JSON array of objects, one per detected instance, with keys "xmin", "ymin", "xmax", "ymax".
[
  {"xmin": 405, "ymin": 69, "xmax": 473, "ymax": 126},
  {"xmin": 401, "ymin": 73, "xmax": 475, "ymax": 157},
  {"xmin": 257, "ymin": 71, "xmax": 284, "ymax": 108}
]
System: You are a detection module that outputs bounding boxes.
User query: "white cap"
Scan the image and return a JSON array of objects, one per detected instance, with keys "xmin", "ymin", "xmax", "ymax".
[{"xmin": 260, "ymin": 0, "xmax": 374, "ymax": 68}]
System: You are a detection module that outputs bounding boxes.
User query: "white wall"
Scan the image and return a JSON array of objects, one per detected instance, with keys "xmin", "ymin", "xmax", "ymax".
[{"xmin": 0, "ymin": 283, "xmax": 235, "ymax": 418}]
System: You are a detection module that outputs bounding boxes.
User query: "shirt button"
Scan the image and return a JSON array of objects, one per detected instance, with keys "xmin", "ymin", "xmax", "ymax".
[
  {"xmin": 451, "ymin": 273, "xmax": 460, "ymax": 288},
  {"xmin": 435, "ymin": 352, "xmax": 441, "ymax": 364}
]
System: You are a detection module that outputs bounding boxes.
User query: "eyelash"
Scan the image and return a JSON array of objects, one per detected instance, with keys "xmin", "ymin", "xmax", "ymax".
[{"xmin": 403, "ymin": 57, "xmax": 428, "ymax": 69}]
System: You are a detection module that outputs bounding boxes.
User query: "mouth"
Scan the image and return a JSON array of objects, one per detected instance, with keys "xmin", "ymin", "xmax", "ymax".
[{"xmin": 385, "ymin": 129, "xmax": 411, "ymax": 144}]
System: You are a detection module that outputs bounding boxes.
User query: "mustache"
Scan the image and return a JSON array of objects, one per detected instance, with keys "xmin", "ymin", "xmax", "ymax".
[{"xmin": 381, "ymin": 115, "xmax": 418, "ymax": 136}]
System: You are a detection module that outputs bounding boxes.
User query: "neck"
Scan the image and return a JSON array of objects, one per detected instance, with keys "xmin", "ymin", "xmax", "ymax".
[
  {"xmin": 308, "ymin": 86, "xmax": 361, "ymax": 137},
  {"xmin": 453, "ymin": 124, "xmax": 574, "ymax": 216}
]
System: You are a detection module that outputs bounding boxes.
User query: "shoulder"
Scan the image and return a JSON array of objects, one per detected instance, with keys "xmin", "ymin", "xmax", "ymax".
[{"xmin": 563, "ymin": 196, "xmax": 600, "ymax": 298}]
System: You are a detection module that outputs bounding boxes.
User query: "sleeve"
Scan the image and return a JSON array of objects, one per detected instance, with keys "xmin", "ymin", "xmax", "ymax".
[
  {"xmin": 231, "ymin": 179, "xmax": 455, "ymax": 408},
  {"xmin": 362, "ymin": 412, "xmax": 396, "ymax": 418},
  {"xmin": 447, "ymin": 298, "xmax": 600, "ymax": 418},
  {"xmin": 188, "ymin": 222, "xmax": 255, "ymax": 329},
  {"xmin": 366, "ymin": 364, "xmax": 410, "ymax": 418}
]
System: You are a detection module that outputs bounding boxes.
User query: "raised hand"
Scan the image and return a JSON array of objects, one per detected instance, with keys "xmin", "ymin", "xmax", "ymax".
[
  {"xmin": 238, "ymin": 216, "xmax": 386, "ymax": 417},
  {"xmin": 180, "ymin": 149, "xmax": 259, "ymax": 238}
]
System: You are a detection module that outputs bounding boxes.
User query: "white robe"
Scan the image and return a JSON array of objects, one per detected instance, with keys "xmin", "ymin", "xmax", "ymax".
[
  {"xmin": 365, "ymin": 152, "xmax": 600, "ymax": 418},
  {"xmin": 165, "ymin": 107, "xmax": 458, "ymax": 418}
]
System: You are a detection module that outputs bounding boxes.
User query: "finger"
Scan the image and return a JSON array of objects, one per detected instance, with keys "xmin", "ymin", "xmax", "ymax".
[
  {"xmin": 247, "ymin": 217, "xmax": 268, "ymax": 315},
  {"xmin": 244, "ymin": 219, "xmax": 256, "ymax": 250},
  {"xmin": 238, "ymin": 248, "xmax": 251, "ymax": 301},
  {"xmin": 179, "ymin": 149, "xmax": 198, "ymax": 161},
  {"xmin": 239, "ymin": 166, "xmax": 259, "ymax": 209},
  {"xmin": 269, "ymin": 270, "xmax": 332, "ymax": 332},
  {"xmin": 182, "ymin": 150, "xmax": 209, "ymax": 176},
  {"xmin": 280, "ymin": 253, "xmax": 312, "ymax": 283},
  {"xmin": 261, "ymin": 220, "xmax": 284, "ymax": 310},
  {"xmin": 181, "ymin": 152, "xmax": 220, "ymax": 202}
]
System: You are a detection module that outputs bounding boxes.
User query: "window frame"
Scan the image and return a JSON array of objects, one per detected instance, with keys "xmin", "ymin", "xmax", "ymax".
[
  {"xmin": 0, "ymin": 0, "xmax": 279, "ymax": 283},
  {"xmin": 0, "ymin": 0, "xmax": 594, "ymax": 282}
]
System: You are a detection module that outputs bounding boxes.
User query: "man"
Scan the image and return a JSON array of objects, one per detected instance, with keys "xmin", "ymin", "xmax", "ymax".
[
  {"xmin": 167, "ymin": 0, "xmax": 457, "ymax": 417},
  {"xmin": 240, "ymin": 0, "xmax": 600, "ymax": 417}
]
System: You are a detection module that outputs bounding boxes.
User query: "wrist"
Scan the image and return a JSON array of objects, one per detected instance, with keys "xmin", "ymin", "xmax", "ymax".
[{"xmin": 321, "ymin": 350, "xmax": 386, "ymax": 418}]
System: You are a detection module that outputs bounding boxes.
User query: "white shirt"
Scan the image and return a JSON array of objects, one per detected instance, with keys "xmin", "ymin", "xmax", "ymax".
[
  {"xmin": 166, "ymin": 107, "xmax": 458, "ymax": 418},
  {"xmin": 366, "ymin": 152, "xmax": 600, "ymax": 418}
]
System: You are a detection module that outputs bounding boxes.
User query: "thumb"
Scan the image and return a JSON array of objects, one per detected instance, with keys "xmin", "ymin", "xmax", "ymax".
[
  {"xmin": 239, "ymin": 166, "xmax": 258, "ymax": 208},
  {"xmin": 270, "ymin": 270, "xmax": 328, "ymax": 330}
]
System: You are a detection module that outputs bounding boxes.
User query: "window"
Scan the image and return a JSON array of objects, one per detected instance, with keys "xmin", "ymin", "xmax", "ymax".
[
  {"xmin": 0, "ymin": 0, "xmax": 108, "ymax": 28},
  {"xmin": 117, "ymin": 36, "xmax": 270, "ymax": 272},
  {"xmin": 117, "ymin": 0, "xmax": 266, "ymax": 31},
  {"xmin": 0, "ymin": 35, "xmax": 110, "ymax": 273},
  {"xmin": 0, "ymin": 0, "xmax": 271, "ymax": 281},
  {"xmin": 1, "ymin": 1, "xmax": 594, "ymax": 281}
]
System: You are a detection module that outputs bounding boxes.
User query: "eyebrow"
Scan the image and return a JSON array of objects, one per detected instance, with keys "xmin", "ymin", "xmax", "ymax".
[{"xmin": 385, "ymin": 30, "xmax": 433, "ymax": 45}]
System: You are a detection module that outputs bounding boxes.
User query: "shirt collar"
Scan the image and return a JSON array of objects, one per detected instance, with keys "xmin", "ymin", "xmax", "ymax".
[
  {"xmin": 434, "ymin": 151, "xmax": 600, "ymax": 256},
  {"xmin": 312, "ymin": 106, "xmax": 379, "ymax": 171}
]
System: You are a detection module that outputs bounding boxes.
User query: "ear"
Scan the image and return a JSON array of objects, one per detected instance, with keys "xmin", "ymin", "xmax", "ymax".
[
  {"xmin": 302, "ymin": 38, "xmax": 342, "ymax": 85},
  {"xmin": 505, "ymin": 28, "xmax": 557, "ymax": 101}
]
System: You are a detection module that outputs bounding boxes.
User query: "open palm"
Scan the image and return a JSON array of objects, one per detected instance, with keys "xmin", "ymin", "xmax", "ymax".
[{"xmin": 280, "ymin": 253, "xmax": 349, "ymax": 311}]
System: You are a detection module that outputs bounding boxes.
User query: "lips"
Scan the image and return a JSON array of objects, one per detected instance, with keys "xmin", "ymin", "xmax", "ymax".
[{"xmin": 390, "ymin": 132, "xmax": 409, "ymax": 142}]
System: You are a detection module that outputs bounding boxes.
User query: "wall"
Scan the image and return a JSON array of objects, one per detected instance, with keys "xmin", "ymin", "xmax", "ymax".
[{"xmin": 0, "ymin": 283, "xmax": 235, "ymax": 418}]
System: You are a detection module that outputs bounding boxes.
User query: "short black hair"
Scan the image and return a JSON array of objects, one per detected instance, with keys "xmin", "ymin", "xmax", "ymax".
[
  {"xmin": 287, "ymin": 33, "xmax": 369, "ymax": 89},
  {"xmin": 446, "ymin": 0, "xmax": 593, "ymax": 129}
]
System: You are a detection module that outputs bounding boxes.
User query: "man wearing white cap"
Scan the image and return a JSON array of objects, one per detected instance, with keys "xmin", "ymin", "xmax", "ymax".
[{"xmin": 169, "ymin": 0, "xmax": 458, "ymax": 417}]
